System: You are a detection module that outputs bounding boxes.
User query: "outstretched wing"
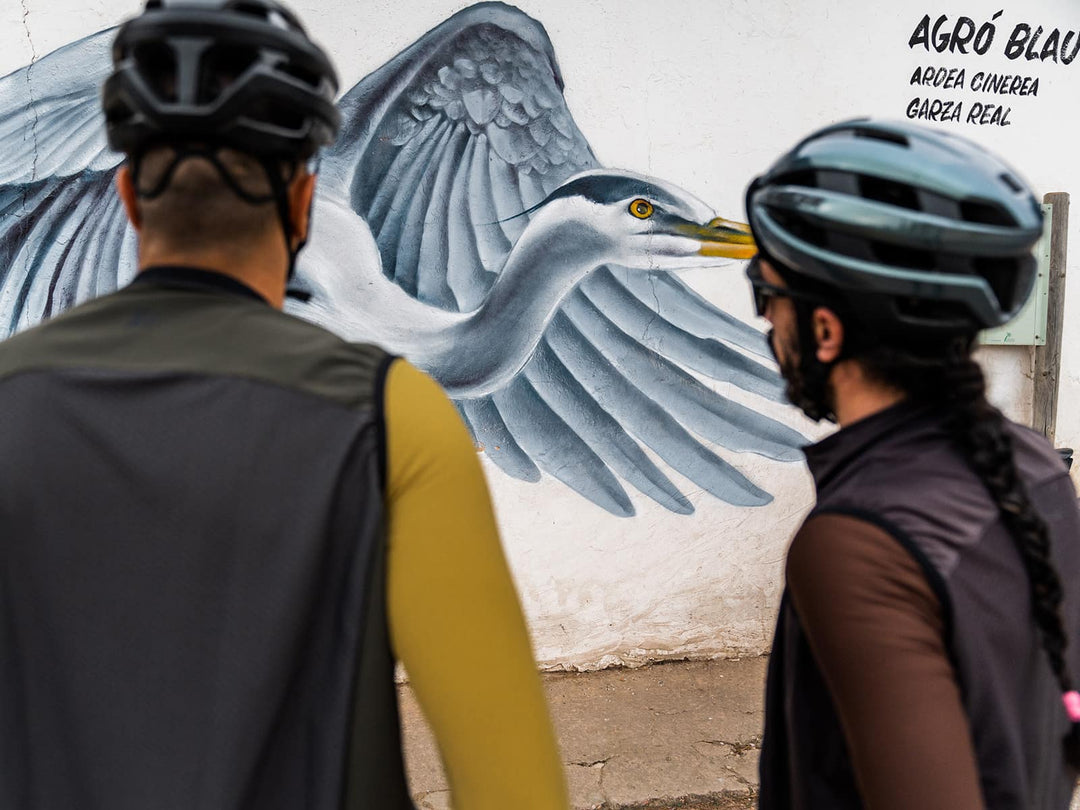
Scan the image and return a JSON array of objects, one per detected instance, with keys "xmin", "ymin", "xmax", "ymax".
[
  {"xmin": 0, "ymin": 28, "xmax": 133, "ymax": 337},
  {"xmin": 321, "ymin": 1, "xmax": 597, "ymax": 313},
  {"xmin": 458, "ymin": 271, "xmax": 804, "ymax": 517},
  {"xmin": 324, "ymin": 2, "xmax": 804, "ymax": 516}
]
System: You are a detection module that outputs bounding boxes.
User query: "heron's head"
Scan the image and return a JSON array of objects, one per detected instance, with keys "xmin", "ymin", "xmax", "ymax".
[{"xmin": 530, "ymin": 169, "xmax": 756, "ymax": 270}]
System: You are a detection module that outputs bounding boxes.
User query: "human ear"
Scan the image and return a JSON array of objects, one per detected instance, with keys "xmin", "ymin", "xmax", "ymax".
[
  {"xmin": 813, "ymin": 307, "xmax": 844, "ymax": 363},
  {"xmin": 116, "ymin": 164, "xmax": 142, "ymax": 231},
  {"xmin": 288, "ymin": 169, "xmax": 317, "ymax": 246}
]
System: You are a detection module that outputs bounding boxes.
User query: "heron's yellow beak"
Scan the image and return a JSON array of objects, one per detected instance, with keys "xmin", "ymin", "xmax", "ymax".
[{"xmin": 684, "ymin": 217, "xmax": 757, "ymax": 260}]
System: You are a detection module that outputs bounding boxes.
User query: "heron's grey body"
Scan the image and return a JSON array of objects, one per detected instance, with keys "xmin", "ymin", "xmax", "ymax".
[{"xmin": 0, "ymin": 2, "xmax": 803, "ymax": 516}]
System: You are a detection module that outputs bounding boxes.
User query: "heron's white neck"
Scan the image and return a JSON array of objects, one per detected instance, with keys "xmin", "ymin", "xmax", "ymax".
[{"xmin": 432, "ymin": 207, "xmax": 612, "ymax": 396}]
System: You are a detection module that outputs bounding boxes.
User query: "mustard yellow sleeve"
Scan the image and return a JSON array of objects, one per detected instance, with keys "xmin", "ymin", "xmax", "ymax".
[{"xmin": 383, "ymin": 359, "xmax": 568, "ymax": 810}]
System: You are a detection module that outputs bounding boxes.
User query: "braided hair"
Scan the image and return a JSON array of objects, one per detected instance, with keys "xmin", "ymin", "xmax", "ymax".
[{"xmin": 858, "ymin": 335, "xmax": 1080, "ymax": 768}]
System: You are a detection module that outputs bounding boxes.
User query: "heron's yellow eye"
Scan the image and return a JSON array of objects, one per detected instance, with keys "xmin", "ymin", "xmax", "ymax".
[{"xmin": 629, "ymin": 199, "xmax": 654, "ymax": 219}]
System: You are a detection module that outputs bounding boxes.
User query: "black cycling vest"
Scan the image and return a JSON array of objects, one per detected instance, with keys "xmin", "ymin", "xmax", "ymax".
[
  {"xmin": 760, "ymin": 401, "xmax": 1080, "ymax": 810},
  {"xmin": 0, "ymin": 267, "xmax": 414, "ymax": 810}
]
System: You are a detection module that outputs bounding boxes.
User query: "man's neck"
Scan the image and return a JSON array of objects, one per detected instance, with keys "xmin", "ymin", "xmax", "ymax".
[
  {"xmin": 137, "ymin": 242, "xmax": 288, "ymax": 309},
  {"xmin": 830, "ymin": 360, "xmax": 907, "ymax": 427}
]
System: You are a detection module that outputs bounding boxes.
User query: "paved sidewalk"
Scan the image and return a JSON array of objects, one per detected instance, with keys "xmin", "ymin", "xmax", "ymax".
[
  {"xmin": 402, "ymin": 656, "xmax": 1080, "ymax": 808},
  {"xmin": 401, "ymin": 657, "xmax": 766, "ymax": 809}
]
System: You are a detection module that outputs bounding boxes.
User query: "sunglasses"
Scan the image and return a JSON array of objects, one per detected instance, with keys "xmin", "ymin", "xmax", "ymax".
[{"xmin": 745, "ymin": 256, "xmax": 823, "ymax": 317}]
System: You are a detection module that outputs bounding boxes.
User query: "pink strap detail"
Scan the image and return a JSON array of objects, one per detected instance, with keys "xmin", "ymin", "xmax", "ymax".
[{"xmin": 1063, "ymin": 691, "xmax": 1080, "ymax": 722}]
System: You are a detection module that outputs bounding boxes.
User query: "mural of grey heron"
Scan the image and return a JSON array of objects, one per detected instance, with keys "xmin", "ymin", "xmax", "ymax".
[{"xmin": 0, "ymin": 2, "xmax": 805, "ymax": 517}]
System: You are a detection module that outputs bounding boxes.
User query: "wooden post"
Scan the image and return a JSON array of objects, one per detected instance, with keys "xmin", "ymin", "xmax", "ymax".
[{"xmin": 1033, "ymin": 192, "xmax": 1069, "ymax": 443}]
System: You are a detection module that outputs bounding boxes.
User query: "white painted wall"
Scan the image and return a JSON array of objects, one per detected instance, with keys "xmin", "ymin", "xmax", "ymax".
[{"xmin": 4, "ymin": 0, "xmax": 1078, "ymax": 669}]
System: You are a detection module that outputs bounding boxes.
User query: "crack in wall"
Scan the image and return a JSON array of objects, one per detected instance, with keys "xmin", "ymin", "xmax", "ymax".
[
  {"xmin": 18, "ymin": 0, "xmax": 42, "ymax": 317},
  {"xmin": 642, "ymin": 271, "xmax": 661, "ymax": 346},
  {"xmin": 19, "ymin": 0, "xmax": 40, "ymax": 181}
]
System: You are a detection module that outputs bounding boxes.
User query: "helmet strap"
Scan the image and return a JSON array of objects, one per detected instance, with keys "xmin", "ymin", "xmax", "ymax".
[
  {"xmin": 260, "ymin": 156, "xmax": 303, "ymax": 280},
  {"xmin": 131, "ymin": 145, "xmax": 277, "ymax": 205},
  {"xmin": 130, "ymin": 145, "xmax": 306, "ymax": 281}
]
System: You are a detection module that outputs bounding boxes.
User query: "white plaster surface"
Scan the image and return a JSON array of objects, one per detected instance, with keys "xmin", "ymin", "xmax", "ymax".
[{"xmin": 4, "ymin": 0, "xmax": 1079, "ymax": 668}]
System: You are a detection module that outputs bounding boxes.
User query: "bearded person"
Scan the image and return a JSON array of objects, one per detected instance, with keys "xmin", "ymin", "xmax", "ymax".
[{"xmin": 745, "ymin": 119, "xmax": 1080, "ymax": 810}]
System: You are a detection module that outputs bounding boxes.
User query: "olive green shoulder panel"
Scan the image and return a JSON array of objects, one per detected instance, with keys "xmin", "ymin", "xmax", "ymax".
[{"xmin": 0, "ymin": 286, "xmax": 390, "ymax": 411}]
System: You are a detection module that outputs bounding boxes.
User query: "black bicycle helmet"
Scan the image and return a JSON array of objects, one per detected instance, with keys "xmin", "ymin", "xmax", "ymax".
[
  {"xmin": 103, "ymin": 0, "xmax": 340, "ymax": 160},
  {"xmin": 745, "ymin": 118, "xmax": 1043, "ymax": 338}
]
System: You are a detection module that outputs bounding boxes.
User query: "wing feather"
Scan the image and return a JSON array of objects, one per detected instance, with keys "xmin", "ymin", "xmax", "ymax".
[
  {"xmin": 517, "ymin": 166, "xmax": 548, "ymax": 205},
  {"xmin": 51, "ymin": 182, "xmax": 115, "ymax": 311},
  {"xmin": 458, "ymin": 397, "xmax": 542, "ymax": 482},
  {"xmin": 0, "ymin": 171, "xmax": 131, "ymax": 335},
  {"xmin": 6, "ymin": 185, "xmax": 82, "ymax": 325},
  {"xmin": 487, "ymin": 155, "xmax": 528, "ymax": 244},
  {"xmin": 372, "ymin": 120, "xmax": 453, "ymax": 291},
  {"xmin": 613, "ymin": 269, "xmax": 772, "ymax": 358},
  {"xmin": 365, "ymin": 115, "xmax": 444, "ymax": 234},
  {"xmin": 465, "ymin": 138, "xmax": 513, "ymax": 275},
  {"xmin": 400, "ymin": 125, "xmax": 471, "ymax": 306},
  {"xmin": 493, "ymin": 375, "xmax": 635, "ymax": 516},
  {"xmin": 415, "ymin": 127, "xmax": 471, "ymax": 308},
  {"xmin": 580, "ymin": 270, "xmax": 784, "ymax": 399},
  {"xmin": 561, "ymin": 292, "xmax": 803, "ymax": 460},
  {"xmin": 445, "ymin": 138, "xmax": 491, "ymax": 310},
  {"xmin": 545, "ymin": 306, "xmax": 773, "ymax": 507},
  {"xmin": 523, "ymin": 340, "xmax": 694, "ymax": 514}
]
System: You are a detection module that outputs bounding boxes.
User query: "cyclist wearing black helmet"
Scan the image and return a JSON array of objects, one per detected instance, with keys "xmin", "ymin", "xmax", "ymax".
[
  {"xmin": 0, "ymin": 2, "xmax": 567, "ymax": 809},
  {"xmin": 746, "ymin": 120, "xmax": 1080, "ymax": 809}
]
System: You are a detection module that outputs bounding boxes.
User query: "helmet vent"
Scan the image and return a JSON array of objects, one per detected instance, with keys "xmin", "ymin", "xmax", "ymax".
[
  {"xmin": 959, "ymin": 199, "xmax": 1015, "ymax": 227},
  {"xmin": 232, "ymin": 1, "xmax": 270, "ymax": 14},
  {"xmin": 999, "ymin": 173, "xmax": 1023, "ymax": 194},
  {"xmin": 243, "ymin": 96, "xmax": 305, "ymax": 132},
  {"xmin": 852, "ymin": 127, "xmax": 909, "ymax": 147},
  {"xmin": 973, "ymin": 255, "xmax": 1024, "ymax": 310},
  {"xmin": 771, "ymin": 209, "xmax": 828, "ymax": 249},
  {"xmin": 773, "ymin": 170, "xmax": 817, "ymax": 190},
  {"xmin": 229, "ymin": 1, "xmax": 275, "ymax": 19},
  {"xmin": 199, "ymin": 44, "xmax": 258, "ymax": 104},
  {"xmin": 858, "ymin": 175, "xmax": 919, "ymax": 212},
  {"xmin": 133, "ymin": 42, "xmax": 179, "ymax": 103},
  {"xmin": 869, "ymin": 241, "xmax": 935, "ymax": 271},
  {"xmin": 279, "ymin": 61, "xmax": 322, "ymax": 91}
]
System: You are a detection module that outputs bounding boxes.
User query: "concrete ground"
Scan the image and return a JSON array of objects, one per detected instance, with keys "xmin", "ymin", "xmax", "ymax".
[
  {"xmin": 402, "ymin": 655, "xmax": 1080, "ymax": 809},
  {"xmin": 401, "ymin": 657, "xmax": 766, "ymax": 810}
]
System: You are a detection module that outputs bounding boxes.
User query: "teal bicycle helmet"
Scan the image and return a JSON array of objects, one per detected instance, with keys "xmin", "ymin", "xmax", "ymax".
[{"xmin": 745, "ymin": 118, "xmax": 1043, "ymax": 338}]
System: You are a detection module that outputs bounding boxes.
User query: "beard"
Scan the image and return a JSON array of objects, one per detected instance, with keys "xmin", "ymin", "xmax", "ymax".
[{"xmin": 768, "ymin": 326, "xmax": 836, "ymax": 423}]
